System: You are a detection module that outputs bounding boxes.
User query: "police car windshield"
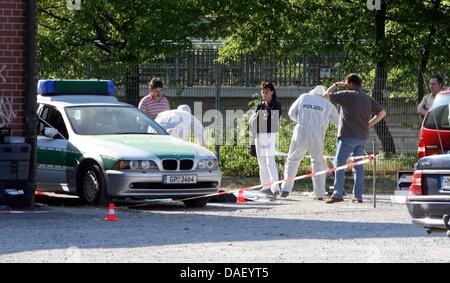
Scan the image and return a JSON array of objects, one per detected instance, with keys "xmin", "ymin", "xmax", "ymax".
[
  {"xmin": 65, "ymin": 106, "xmax": 167, "ymax": 135},
  {"xmin": 424, "ymin": 94, "xmax": 450, "ymax": 130}
]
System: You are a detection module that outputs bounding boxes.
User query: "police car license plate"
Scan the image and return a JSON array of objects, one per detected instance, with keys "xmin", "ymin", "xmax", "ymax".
[
  {"xmin": 441, "ymin": 176, "xmax": 450, "ymax": 191},
  {"xmin": 164, "ymin": 175, "xmax": 197, "ymax": 184}
]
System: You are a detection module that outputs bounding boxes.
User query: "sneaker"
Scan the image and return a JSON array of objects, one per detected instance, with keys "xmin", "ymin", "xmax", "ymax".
[
  {"xmin": 325, "ymin": 197, "xmax": 344, "ymax": 204},
  {"xmin": 314, "ymin": 197, "xmax": 324, "ymax": 201},
  {"xmin": 351, "ymin": 198, "xmax": 363, "ymax": 203},
  {"xmin": 326, "ymin": 186, "xmax": 334, "ymax": 196},
  {"xmin": 281, "ymin": 191, "xmax": 289, "ymax": 198}
]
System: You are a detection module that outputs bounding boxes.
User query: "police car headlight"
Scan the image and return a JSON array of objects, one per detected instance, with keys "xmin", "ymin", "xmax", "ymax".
[
  {"xmin": 129, "ymin": 160, "xmax": 140, "ymax": 170},
  {"xmin": 197, "ymin": 159, "xmax": 218, "ymax": 170},
  {"xmin": 114, "ymin": 160, "xmax": 158, "ymax": 170},
  {"xmin": 197, "ymin": 160, "xmax": 207, "ymax": 169},
  {"xmin": 207, "ymin": 160, "xmax": 217, "ymax": 169},
  {"xmin": 114, "ymin": 160, "xmax": 130, "ymax": 170},
  {"xmin": 141, "ymin": 160, "xmax": 158, "ymax": 170}
]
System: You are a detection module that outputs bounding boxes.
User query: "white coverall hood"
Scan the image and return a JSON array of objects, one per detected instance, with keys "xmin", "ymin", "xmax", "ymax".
[
  {"xmin": 155, "ymin": 106, "xmax": 205, "ymax": 146},
  {"xmin": 177, "ymin": 105, "xmax": 192, "ymax": 115},
  {"xmin": 309, "ymin": 85, "xmax": 327, "ymax": 96}
]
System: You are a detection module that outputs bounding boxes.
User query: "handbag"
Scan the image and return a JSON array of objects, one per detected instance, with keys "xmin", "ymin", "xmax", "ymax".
[{"xmin": 250, "ymin": 144, "xmax": 257, "ymax": 157}]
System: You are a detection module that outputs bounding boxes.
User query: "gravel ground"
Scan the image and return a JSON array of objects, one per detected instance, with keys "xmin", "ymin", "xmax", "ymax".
[{"xmin": 0, "ymin": 193, "xmax": 449, "ymax": 263}]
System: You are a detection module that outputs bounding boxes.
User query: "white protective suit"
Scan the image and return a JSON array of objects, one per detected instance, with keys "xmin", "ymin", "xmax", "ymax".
[
  {"xmin": 281, "ymin": 86, "xmax": 339, "ymax": 198},
  {"xmin": 155, "ymin": 105, "xmax": 205, "ymax": 146}
]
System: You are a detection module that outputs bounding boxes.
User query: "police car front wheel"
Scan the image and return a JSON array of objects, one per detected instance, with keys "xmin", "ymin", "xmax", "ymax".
[{"xmin": 78, "ymin": 164, "xmax": 106, "ymax": 206}]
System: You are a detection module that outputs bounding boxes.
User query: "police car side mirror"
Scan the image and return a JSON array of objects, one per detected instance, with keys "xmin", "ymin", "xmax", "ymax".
[{"xmin": 44, "ymin": 127, "xmax": 58, "ymax": 139}]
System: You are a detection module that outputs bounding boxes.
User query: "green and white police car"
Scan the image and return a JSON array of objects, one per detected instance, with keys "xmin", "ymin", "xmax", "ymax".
[{"xmin": 36, "ymin": 80, "xmax": 221, "ymax": 207}]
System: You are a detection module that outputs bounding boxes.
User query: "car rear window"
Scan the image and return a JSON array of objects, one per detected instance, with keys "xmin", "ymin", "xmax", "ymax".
[{"xmin": 423, "ymin": 95, "xmax": 450, "ymax": 130}]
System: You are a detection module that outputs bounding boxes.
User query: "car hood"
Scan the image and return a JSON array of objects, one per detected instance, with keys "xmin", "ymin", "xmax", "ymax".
[{"xmin": 75, "ymin": 134, "xmax": 215, "ymax": 160}]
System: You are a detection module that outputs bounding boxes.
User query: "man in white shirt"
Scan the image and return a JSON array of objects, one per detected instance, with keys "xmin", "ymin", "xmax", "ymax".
[{"xmin": 417, "ymin": 75, "xmax": 444, "ymax": 117}]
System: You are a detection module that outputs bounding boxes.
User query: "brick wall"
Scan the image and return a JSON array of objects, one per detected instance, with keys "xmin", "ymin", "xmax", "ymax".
[{"xmin": 0, "ymin": 0, "xmax": 26, "ymax": 136}]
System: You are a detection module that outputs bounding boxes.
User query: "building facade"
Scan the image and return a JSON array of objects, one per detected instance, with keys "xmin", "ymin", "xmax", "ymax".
[
  {"xmin": 0, "ymin": 0, "xmax": 37, "ymax": 207},
  {"xmin": 0, "ymin": 0, "xmax": 29, "ymax": 136}
]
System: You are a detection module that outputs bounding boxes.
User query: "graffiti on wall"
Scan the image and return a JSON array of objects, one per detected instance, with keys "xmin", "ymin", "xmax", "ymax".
[
  {"xmin": 0, "ymin": 64, "xmax": 16, "ymax": 127},
  {"xmin": 0, "ymin": 96, "xmax": 16, "ymax": 128}
]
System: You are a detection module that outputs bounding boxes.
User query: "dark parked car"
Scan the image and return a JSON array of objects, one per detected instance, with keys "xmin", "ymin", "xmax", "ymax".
[{"xmin": 407, "ymin": 154, "xmax": 450, "ymax": 236}]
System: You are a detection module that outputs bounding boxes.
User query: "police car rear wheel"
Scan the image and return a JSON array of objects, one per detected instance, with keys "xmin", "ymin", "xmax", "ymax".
[{"xmin": 79, "ymin": 164, "xmax": 106, "ymax": 206}]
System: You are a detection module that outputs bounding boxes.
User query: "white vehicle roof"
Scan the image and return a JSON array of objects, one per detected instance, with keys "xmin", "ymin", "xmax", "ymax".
[{"xmin": 37, "ymin": 94, "xmax": 130, "ymax": 108}]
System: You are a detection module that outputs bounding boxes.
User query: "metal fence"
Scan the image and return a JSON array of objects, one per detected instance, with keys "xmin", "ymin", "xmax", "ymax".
[{"xmin": 39, "ymin": 48, "xmax": 423, "ymax": 159}]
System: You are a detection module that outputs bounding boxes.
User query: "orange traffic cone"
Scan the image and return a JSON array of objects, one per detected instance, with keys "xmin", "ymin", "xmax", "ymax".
[
  {"xmin": 103, "ymin": 203, "xmax": 120, "ymax": 221},
  {"xmin": 237, "ymin": 189, "xmax": 246, "ymax": 204}
]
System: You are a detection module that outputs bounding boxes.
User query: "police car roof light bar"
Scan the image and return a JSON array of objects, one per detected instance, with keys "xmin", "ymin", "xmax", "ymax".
[{"xmin": 37, "ymin": 79, "xmax": 115, "ymax": 96}]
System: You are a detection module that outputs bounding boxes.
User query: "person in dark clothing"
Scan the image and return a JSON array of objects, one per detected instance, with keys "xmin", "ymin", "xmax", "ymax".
[
  {"xmin": 323, "ymin": 74, "xmax": 386, "ymax": 204},
  {"xmin": 249, "ymin": 82, "xmax": 283, "ymax": 196}
]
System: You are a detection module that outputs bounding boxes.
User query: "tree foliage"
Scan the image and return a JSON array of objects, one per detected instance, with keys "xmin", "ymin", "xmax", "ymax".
[
  {"xmin": 39, "ymin": 0, "xmax": 222, "ymax": 71},
  {"xmin": 40, "ymin": 0, "xmax": 450, "ymax": 81},
  {"xmin": 203, "ymin": 0, "xmax": 450, "ymax": 154},
  {"xmin": 213, "ymin": 0, "xmax": 450, "ymax": 84},
  {"xmin": 39, "ymin": 0, "xmax": 450, "ymax": 153}
]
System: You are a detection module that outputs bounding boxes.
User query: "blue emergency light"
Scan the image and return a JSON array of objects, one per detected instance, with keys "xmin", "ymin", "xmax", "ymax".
[{"xmin": 37, "ymin": 79, "xmax": 115, "ymax": 96}]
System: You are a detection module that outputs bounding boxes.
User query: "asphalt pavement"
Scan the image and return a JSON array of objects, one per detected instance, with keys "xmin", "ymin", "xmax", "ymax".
[{"xmin": 0, "ymin": 193, "xmax": 449, "ymax": 263}]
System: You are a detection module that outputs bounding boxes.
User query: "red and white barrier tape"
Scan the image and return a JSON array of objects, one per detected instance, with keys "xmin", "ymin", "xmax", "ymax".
[
  {"xmin": 309, "ymin": 154, "xmax": 370, "ymax": 161},
  {"xmin": 180, "ymin": 155, "xmax": 376, "ymax": 202},
  {"xmin": 278, "ymin": 153, "xmax": 371, "ymax": 161}
]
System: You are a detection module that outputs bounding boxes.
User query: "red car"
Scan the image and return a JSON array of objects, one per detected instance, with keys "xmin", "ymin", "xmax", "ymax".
[{"xmin": 418, "ymin": 90, "xmax": 450, "ymax": 158}]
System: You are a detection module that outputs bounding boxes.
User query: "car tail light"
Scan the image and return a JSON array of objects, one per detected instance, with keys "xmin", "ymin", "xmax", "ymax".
[
  {"xmin": 418, "ymin": 137, "xmax": 426, "ymax": 159},
  {"xmin": 409, "ymin": 172, "xmax": 423, "ymax": 196}
]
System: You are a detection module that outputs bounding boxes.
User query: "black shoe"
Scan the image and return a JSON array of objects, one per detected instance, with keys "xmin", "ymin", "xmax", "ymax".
[
  {"xmin": 281, "ymin": 191, "xmax": 289, "ymax": 198},
  {"xmin": 325, "ymin": 197, "xmax": 344, "ymax": 204},
  {"xmin": 260, "ymin": 188, "xmax": 278, "ymax": 199},
  {"xmin": 328, "ymin": 190, "xmax": 346, "ymax": 196}
]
